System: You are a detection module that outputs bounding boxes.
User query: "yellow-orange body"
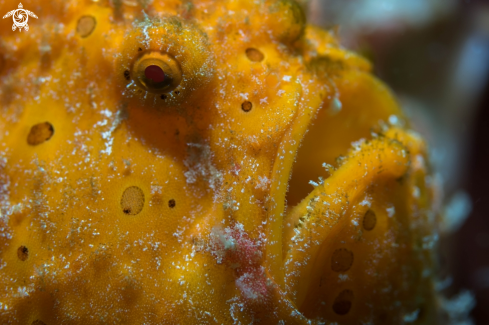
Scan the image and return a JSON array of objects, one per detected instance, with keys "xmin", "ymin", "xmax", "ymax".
[{"xmin": 0, "ymin": 0, "xmax": 441, "ymax": 324}]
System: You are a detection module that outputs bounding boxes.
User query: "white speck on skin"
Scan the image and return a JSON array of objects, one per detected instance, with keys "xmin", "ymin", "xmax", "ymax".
[
  {"xmin": 330, "ymin": 97, "xmax": 342, "ymax": 114},
  {"xmin": 412, "ymin": 186, "xmax": 420, "ymax": 198},
  {"xmin": 359, "ymin": 198, "xmax": 371, "ymax": 207},
  {"xmin": 389, "ymin": 114, "xmax": 399, "ymax": 125},
  {"xmin": 387, "ymin": 206, "xmax": 395, "ymax": 218},
  {"xmin": 309, "ymin": 180, "xmax": 319, "ymax": 187}
]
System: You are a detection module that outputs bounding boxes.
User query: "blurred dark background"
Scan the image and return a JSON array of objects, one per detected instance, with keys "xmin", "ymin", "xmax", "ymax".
[{"xmin": 308, "ymin": 0, "xmax": 489, "ymax": 323}]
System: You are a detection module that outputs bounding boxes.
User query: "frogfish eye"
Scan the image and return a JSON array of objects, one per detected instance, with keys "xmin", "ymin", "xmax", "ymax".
[
  {"xmin": 132, "ymin": 52, "xmax": 182, "ymax": 94},
  {"xmin": 116, "ymin": 17, "xmax": 214, "ymax": 108}
]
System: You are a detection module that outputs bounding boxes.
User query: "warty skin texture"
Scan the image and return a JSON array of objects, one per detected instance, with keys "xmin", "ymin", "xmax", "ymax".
[{"xmin": 0, "ymin": 0, "xmax": 442, "ymax": 324}]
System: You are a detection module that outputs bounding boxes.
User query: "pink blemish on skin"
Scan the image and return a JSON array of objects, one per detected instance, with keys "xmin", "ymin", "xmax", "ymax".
[
  {"xmin": 236, "ymin": 267, "xmax": 269, "ymax": 300},
  {"xmin": 145, "ymin": 65, "xmax": 165, "ymax": 83},
  {"xmin": 209, "ymin": 223, "xmax": 270, "ymax": 302},
  {"xmin": 231, "ymin": 163, "xmax": 241, "ymax": 176}
]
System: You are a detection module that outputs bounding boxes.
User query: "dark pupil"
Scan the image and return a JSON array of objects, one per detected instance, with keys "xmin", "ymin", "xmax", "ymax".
[{"xmin": 145, "ymin": 65, "xmax": 165, "ymax": 83}]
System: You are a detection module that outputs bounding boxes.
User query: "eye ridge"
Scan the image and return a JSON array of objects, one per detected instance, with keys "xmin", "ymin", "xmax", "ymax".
[{"xmin": 116, "ymin": 17, "xmax": 215, "ymax": 107}]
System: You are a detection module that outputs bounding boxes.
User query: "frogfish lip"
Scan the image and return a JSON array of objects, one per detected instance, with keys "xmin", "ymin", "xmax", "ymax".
[{"xmin": 247, "ymin": 62, "xmax": 431, "ymax": 320}]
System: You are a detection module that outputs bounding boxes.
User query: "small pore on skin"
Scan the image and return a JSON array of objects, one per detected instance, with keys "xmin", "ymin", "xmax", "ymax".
[
  {"xmin": 121, "ymin": 186, "xmax": 145, "ymax": 215},
  {"xmin": 168, "ymin": 199, "xmax": 176, "ymax": 208},
  {"xmin": 363, "ymin": 209, "xmax": 377, "ymax": 231},
  {"xmin": 333, "ymin": 289, "xmax": 354, "ymax": 315},
  {"xmin": 17, "ymin": 245, "xmax": 28, "ymax": 261},
  {"xmin": 245, "ymin": 48, "xmax": 264, "ymax": 62},
  {"xmin": 241, "ymin": 101, "xmax": 252, "ymax": 112},
  {"xmin": 124, "ymin": 70, "xmax": 130, "ymax": 81},
  {"xmin": 331, "ymin": 248, "xmax": 353, "ymax": 272},
  {"xmin": 27, "ymin": 122, "xmax": 54, "ymax": 146},
  {"xmin": 76, "ymin": 15, "xmax": 96, "ymax": 38}
]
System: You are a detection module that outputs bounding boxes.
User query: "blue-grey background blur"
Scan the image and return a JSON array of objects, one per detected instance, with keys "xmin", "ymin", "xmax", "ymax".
[{"xmin": 308, "ymin": 0, "xmax": 489, "ymax": 323}]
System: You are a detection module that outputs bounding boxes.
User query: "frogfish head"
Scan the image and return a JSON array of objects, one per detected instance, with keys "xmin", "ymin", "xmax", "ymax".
[{"xmin": 0, "ymin": 0, "xmax": 442, "ymax": 324}]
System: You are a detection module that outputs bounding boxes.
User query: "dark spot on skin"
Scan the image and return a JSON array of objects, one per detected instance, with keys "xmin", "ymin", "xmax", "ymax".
[
  {"xmin": 121, "ymin": 186, "xmax": 145, "ymax": 216},
  {"xmin": 17, "ymin": 245, "xmax": 28, "ymax": 261},
  {"xmin": 32, "ymin": 321, "xmax": 47, "ymax": 325},
  {"xmin": 27, "ymin": 122, "xmax": 54, "ymax": 146},
  {"xmin": 332, "ymin": 290, "xmax": 353, "ymax": 315},
  {"xmin": 124, "ymin": 70, "xmax": 130, "ymax": 81},
  {"xmin": 160, "ymin": 94, "xmax": 167, "ymax": 100},
  {"xmin": 138, "ymin": 47, "xmax": 143, "ymax": 52},
  {"xmin": 76, "ymin": 15, "xmax": 96, "ymax": 38},
  {"xmin": 242, "ymin": 101, "xmax": 252, "ymax": 112},
  {"xmin": 246, "ymin": 48, "xmax": 264, "ymax": 62},
  {"xmin": 363, "ymin": 209, "xmax": 377, "ymax": 231},
  {"xmin": 331, "ymin": 248, "xmax": 353, "ymax": 272},
  {"xmin": 174, "ymin": 90, "xmax": 180, "ymax": 95},
  {"xmin": 40, "ymin": 51, "xmax": 51, "ymax": 71},
  {"xmin": 168, "ymin": 199, "xmax": 176, "ymax": 208}
]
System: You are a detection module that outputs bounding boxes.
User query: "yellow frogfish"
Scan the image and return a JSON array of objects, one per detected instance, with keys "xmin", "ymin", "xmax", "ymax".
[{"xmin": 0, "ymin": 0, "xmax": 447, "ymax": 324}]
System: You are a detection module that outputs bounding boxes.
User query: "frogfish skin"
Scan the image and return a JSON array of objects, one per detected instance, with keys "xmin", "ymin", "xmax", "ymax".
[{"xmin": 0, "ymin": 0, "xmax": 445, "ymax": 324}]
